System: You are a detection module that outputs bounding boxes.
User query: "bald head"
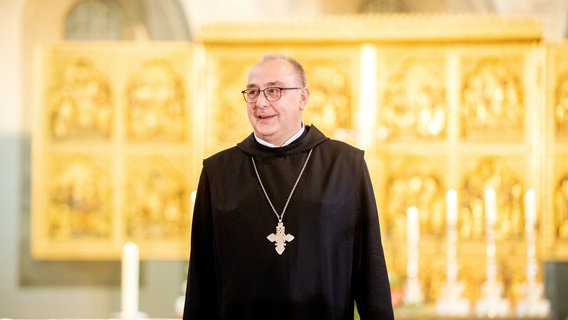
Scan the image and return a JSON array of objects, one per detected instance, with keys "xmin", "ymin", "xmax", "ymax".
[{"xmin": 257, "ymin": 54, "xmax": 307, "ymax": 88}]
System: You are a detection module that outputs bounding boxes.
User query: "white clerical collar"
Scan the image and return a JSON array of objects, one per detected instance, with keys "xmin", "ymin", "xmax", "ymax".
[{"xmin": 254, "ymin": 123, "xmax": 305, "ymax": 148}]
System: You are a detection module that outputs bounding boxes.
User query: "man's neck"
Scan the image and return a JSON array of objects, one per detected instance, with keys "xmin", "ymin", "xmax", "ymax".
[{"xmin": 255, "ymin": 123, "xmax": 305, "ymax": 148}]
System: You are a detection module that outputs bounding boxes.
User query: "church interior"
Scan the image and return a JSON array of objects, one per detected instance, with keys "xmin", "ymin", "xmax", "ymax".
[{"xmin": 2, "ymin": 0, "xmax": 568, "ymax": 319}]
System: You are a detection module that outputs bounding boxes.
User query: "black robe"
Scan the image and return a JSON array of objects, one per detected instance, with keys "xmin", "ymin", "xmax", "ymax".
[{"xmin": 183, "ymin": 126, "xmax": 393, "ymax": 320}]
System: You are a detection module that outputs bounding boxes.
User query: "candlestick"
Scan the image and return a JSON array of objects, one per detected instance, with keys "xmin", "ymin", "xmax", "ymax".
[
  {"xmin": 122, "ymin": 242, "xmax": 140, "ymax": 320},
  {"xmin": 436, "ymin": 189, "xmax": 470, "ymax": 316},
  {"xmin": 404, "ymin": 206, "xmax": 423, "ymax": 305},
  {"xmin": 484, "ymin": 188, "xmax": 496, "ymax": 226},
  {"xmin": 525, "ymin": 189, "xmax": 537, "ymax": 280},
  {"xmin": 407, "ymin": 206, "xmax": 419, "ymax": 245},
  {"xmin": 475, "ymin": 188, "xmax": 510, "ymax": 318},
  {"xmin": 446, "ymin": 189, "xmax": 458, "ymax": 228},
  {"xmin": 515, "ymin": 188, "xmax": 551, "ymax": 318},
  {"xmin": 445, "ymin": 189, "xmax": 458, "ymax": 282},
  {"xmin": 406, "ymin": 206, "xmax": 419, "ymax": 281},
  {"xmin": 525, "ymin": 188, "xmax": 536, "ymax": 232},
  {"xmin": 484, "ymin": 188, "xmax": 497, "ymax": 281}
]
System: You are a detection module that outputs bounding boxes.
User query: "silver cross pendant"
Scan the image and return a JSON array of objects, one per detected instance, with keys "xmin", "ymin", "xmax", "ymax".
[{"xmin": 267, "ymin": 222, "xmax": 294, "ymax": 255}]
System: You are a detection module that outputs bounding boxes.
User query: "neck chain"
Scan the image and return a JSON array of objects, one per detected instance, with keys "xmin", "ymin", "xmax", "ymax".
[{"xmin": 251, "ymin": 148, "xmax": 313, "ymax": 255}]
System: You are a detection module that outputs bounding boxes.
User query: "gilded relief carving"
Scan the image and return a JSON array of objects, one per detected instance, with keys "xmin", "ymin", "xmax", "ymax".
[
  {"xmin": 34, "ymin": 44, "xmax": 194, "ymax": 258},
  {"xmin": 554, "ymin": 175, "xmax": 568, "ymax": 240},
  {"xmin": 385, "ymin": 158, "xmax": 445, "ymax": 238},
  {"xmin": 555, "ymin": 73, "xmax": 568, "ymax": 139},
  {"xmin": 460, "ymin": 157, "xmax": 524, "ymax": 240},
  {"xmin": 126, "ymin": 59, "xmax": 187, "ymax": 141},
  {"xmin": 208, "ymin": 53, "xmax": 256, "ymax": 151},
  {"xmin": 47, "ymin": 155, "xmax": 112, "ymax": 239},
  {"xmin": 125, "ymin": 156, "xmax": 189, "ymax": 239},
  {"xmin": 382, "ymin": 58, "xmax": 446, "ymax": 139},
  {"xmin": 459, "ymin": 265, "xmax": 485, "ymax": 303},
  {"xmin": 303, "ymin": 60, "xmax": 352, "ymax": 135},
  {"xmin": 461, "ymin": 58, "xmax": 524, "ymax": 139},
  {"xmin": 48, "ymin": 58, "xmax": 113, "ymax": 140}
]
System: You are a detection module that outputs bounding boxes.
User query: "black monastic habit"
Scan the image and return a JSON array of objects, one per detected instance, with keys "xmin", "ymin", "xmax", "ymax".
[{"xmin": 184, "ymin": 125, "xmax": 393, "ymax": 320}]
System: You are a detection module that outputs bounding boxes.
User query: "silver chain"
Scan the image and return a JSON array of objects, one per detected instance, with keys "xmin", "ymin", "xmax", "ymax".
[{"xmin": 251, "ymin": 148, "xmax": 313, "ymax": 222}]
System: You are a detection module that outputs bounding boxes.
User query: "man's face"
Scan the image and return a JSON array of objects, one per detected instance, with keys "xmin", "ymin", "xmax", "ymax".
[{"xmin": 245, "ymin": 58, "xmax": 308, "ymax": 146}]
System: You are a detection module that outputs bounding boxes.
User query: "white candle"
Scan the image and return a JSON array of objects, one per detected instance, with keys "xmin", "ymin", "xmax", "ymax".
[
  {"xmin": 525, "ymin": 189, "xmax": 536, "ymax": 230},
  {"xmin": 407, "ymin": 206, "xmax": 420, "ymax": 244},
  {"xmin": 406, "ymin": 206, "xmax": 420, "ymax": 280},
  {"xmin": 484, "ymin": 188, "xmax": 496, "ymax": 225},
  {"xmin": 122, "ymin": 242, "xmax": 139, "ymax": 319},
  {"xmin": 446, "ymin": 189, "xmax": 458, "ymax": 227},
  {"xmin": 484, "ymin": 188, "xmax": 497, "ymax": 281},
  {"xmin": 446, "ymin": 189, "xmax": 458, "ymax": 282},
  {"xmin": 525, "ymin": 188, "xmax": 538, "ymax": 280}
]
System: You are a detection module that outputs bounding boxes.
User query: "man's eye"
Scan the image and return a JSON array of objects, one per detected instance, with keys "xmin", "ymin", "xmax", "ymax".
[
  {"xmin": 248, "ymin": 90, "xmax": 259, "ymax": 96},
  {"xmin": 266, "ymin": 88, "xmax": 279, "ymax": 95}
]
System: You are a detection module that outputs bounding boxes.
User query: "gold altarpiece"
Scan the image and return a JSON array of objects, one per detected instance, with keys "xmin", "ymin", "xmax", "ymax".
[{"xmin": 32, "ymin": 14, "xmax": 568, "ymax": 306}]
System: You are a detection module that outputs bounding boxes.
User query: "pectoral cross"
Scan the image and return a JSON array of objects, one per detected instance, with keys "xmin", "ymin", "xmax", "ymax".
[{"xmin": 267, "ymin": 222, "xmax": 294, "ymax": 255}]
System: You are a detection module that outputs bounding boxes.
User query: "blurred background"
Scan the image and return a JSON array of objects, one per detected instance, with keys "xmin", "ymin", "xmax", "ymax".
[{"xmin": 1, "ymin": 0, "xmax": 568, "ymax": 319}]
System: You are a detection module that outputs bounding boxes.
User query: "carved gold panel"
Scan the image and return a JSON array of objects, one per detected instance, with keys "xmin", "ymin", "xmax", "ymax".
[
  {"xmin": 550, "ymin": 44, "xmax": 568, "ymax": 141},
  {"xmin": 459, "ymin": 49, "xmax": 528, "ymax": 141},
  {"xmin": 377, "ymin": 49, "xmax": 447, "ymax": 141},
  {"xmin": 548, "ymin": 146, "xmax": 568, "ymax": 257},
  {"xmin": 457, "ymin": 155, "xmax": 528, "ymax": 241},
  {"xmin": 42, "ymin": 153, "xmax": 114, "ymax": 241},
  {"xmin": 126, "ymin": 59, "xmax": 188, "ymax": 142},
  {"xmin": 32, "ymin": 43, "xmax": 196, "ymax": 259},
  {"xmin": 543, "ymin": 43, "xmax": 568, "ymax": 259},
  {"xmin": 553, "ymin": 156, "xmax": 568, "ymax": 244},
  {"xmin": 555, "ymin": 75, "xmax": 568, "ymax": 140},
  {"xmin": 294, "ymin": 48, "xmax": 361, "ymax": 142},
  {"xmin": 47, "ymin": 58, "xmax": 115, "ymax": 141},
  {"xmin": 380, "ymin": 154, "xmax": 448, "ymax": 239},
  {"xmin": 124, "ymin": 154, "xmax": 191, "ymax": 240},
  {"xmin": 200, "ymin": 47, "xmax": 263, "ymax": 155}
]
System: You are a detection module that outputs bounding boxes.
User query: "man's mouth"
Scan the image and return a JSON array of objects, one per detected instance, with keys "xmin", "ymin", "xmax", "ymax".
[{"xmin": 257, "ymin": 114, "xmax": 276, "ymax": 120}]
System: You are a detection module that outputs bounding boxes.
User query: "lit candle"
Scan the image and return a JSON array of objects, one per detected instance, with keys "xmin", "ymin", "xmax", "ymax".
[
  {"xmin": 446, "ymin": 189, "xmax": 458, "ymax": 282},
  {"xmin": 484, "ymin": 188, "xmax": 496, "ymax": 225},
  {"xmin": 484, "ymin": 188, "xmax": 497, "ymax": 281},
  {"xmin": 406, "ymin": 206, "xmax": 420, "ymax": 282},
  {"xmin": 407, "ymin": 206, "xmax": 420, "ymax": 244},
  {"xmin": 525, "ymin": 189, "xmax": 536, "ymax": 230},
  {"xmin": 446, "ymin": 189, "xmax": 458, "ymax": 228},
  {"xmin": 524, "ymin": 188, "xmax": 538, "ymax": 281},
  {"xmin": 122, "ymin": 242, "xmax": 139, "ymax": 319}
]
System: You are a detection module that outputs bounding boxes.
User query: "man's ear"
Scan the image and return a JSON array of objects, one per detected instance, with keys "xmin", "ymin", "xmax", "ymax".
[{"xmin": 299, "ymin": 87, "xmax": 309, "ymax": 110}]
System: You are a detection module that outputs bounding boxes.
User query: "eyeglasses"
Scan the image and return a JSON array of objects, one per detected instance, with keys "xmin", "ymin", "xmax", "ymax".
[{"xmin": 241, "ymin": 87, "xmax": 303, "ymax": 103}]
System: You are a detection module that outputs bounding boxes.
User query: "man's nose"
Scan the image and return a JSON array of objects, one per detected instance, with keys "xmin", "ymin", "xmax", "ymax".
[{"xmin": 255, "ymin": 91, "xmax": 269, "ymax": 107}]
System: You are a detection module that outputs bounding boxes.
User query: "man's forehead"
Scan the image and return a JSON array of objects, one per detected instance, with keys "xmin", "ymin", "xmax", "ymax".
[
  {"xmin": 247, "ymin": 80, "xmax": 285, "ymax": 88},
  {"xmin": 247, "ymin": 63, "xmax": 296, "ymax": 86}
]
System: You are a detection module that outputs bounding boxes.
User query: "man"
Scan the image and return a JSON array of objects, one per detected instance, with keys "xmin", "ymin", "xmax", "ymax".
[{"xmin": 183, "ymin": 54, "xmax": 393, "ymax": 319}]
